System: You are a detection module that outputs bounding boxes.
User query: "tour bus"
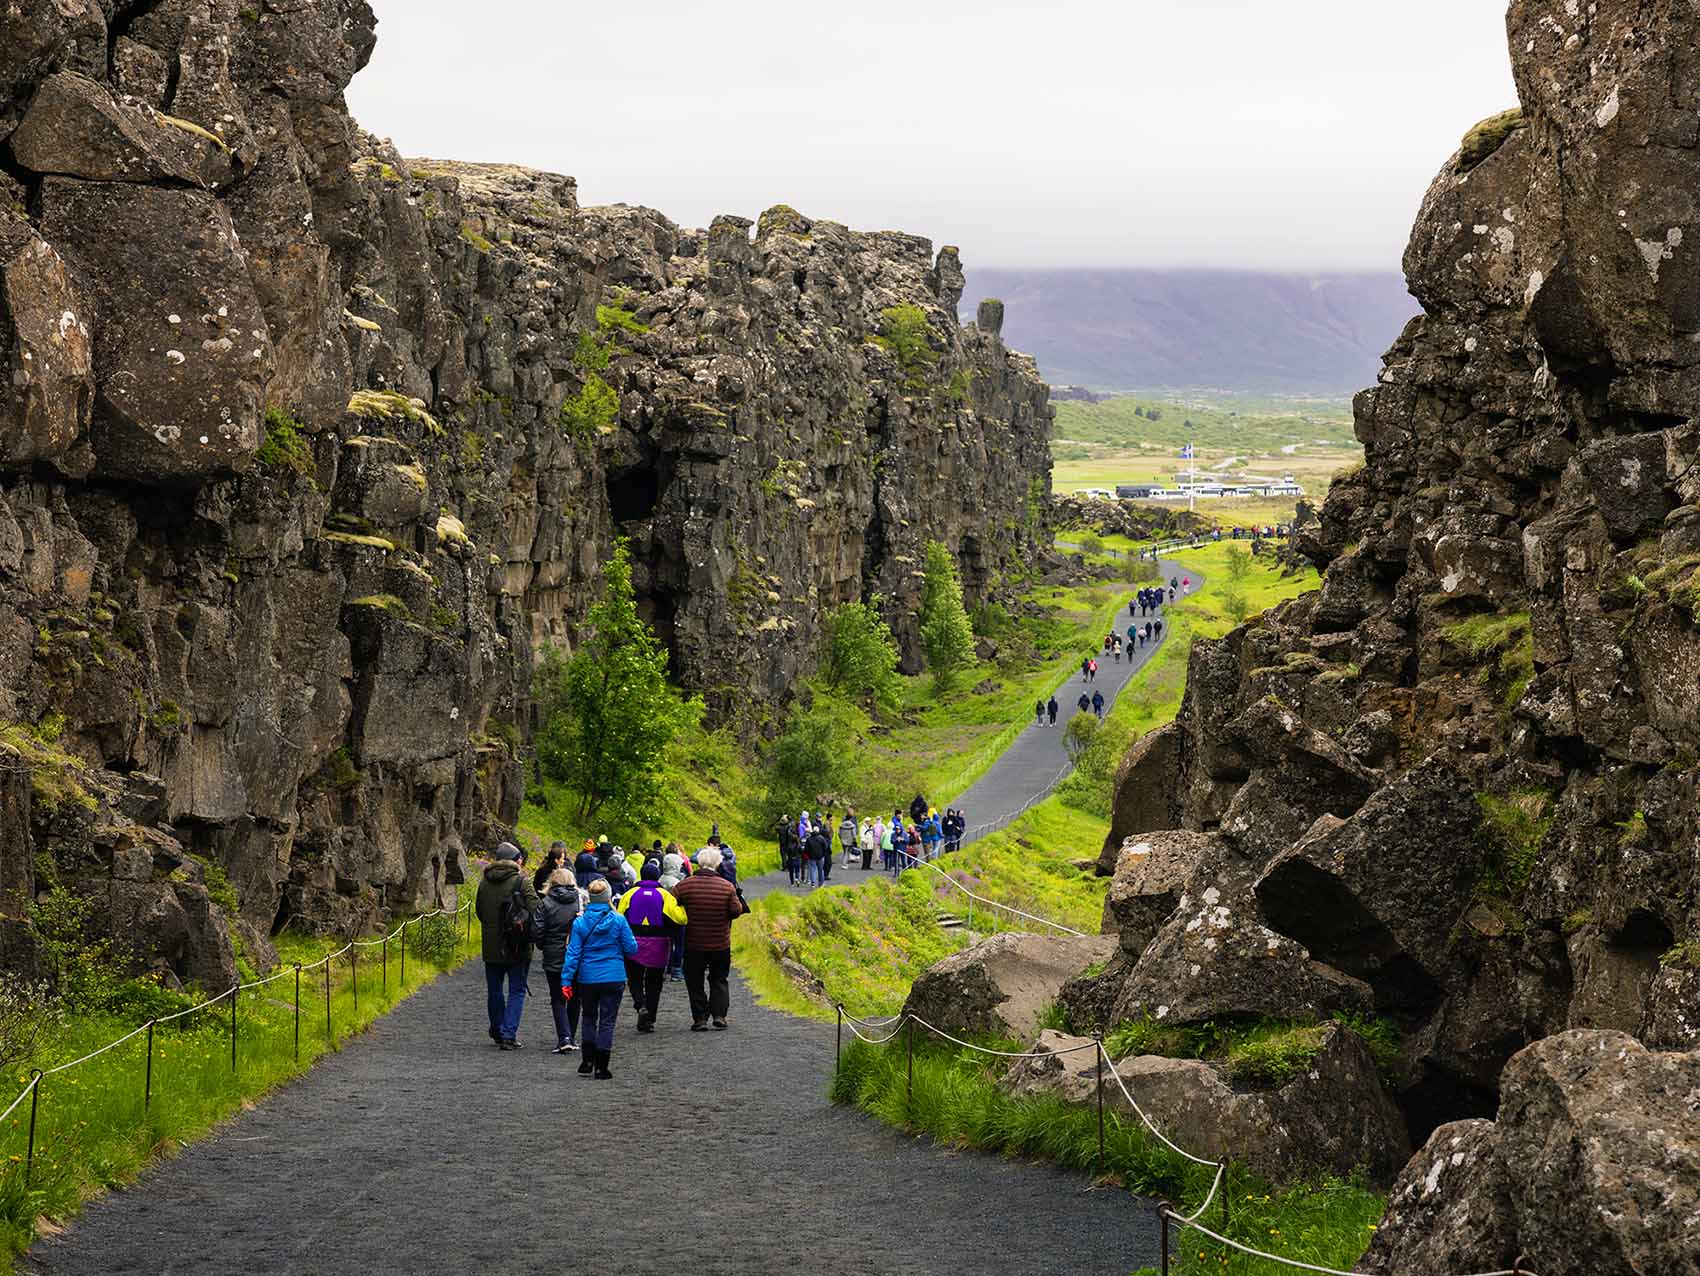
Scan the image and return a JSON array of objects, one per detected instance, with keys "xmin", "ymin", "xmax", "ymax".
[{"xmin": 1115, "ymin": 484, "xmax": 1163, "ymax": 499}]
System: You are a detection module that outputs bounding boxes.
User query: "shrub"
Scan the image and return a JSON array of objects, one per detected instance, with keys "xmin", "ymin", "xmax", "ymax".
[
  {"xmin": 408, "ymin": 914, "xmax": 460, "ymax": 966},
  {"xmin": 1061, "ymin": 710, "xmax": 1098, "ymax": 763},
  {"xmin": 875, "ymin": 303, "xmax": 937, "ymax": 387},
  {"xmin": 756, "ymin": 691, "xmax": 867, "ymax": 827},
  {"xmin": 819, "ymin": 601, "xmax": 901, "ymax": 714},
  {"xmin": 919, "ymin": 540, "xmax": 977, "ymax": 693},
  {"xmin": 257, "ymin": 407, "xmax": 314, "ymax": 477},
  {"xmin": 559, "ymin": 373, "xmax": 619, "ymax": 442},
  {"xmin": 0, "ymin": 973, "xmax": 55, "ymax": 1073}
]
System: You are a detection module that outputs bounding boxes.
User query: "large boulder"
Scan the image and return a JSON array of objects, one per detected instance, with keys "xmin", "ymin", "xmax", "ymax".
[
  {"xmin": 1101, "ymin": 828, "xmax": 1222, "ymax": 956},
  {"xmin": 1363, "ymin": 1030, "xmax": 1700, "ymax": 1276},
  {"xmin": 8, "ymin": 71, "xmax": 227, "ymax": 187},
  {"xmin": 0, "ymin": 219, "xmax": 93, "ymax": 469},
  {"xmin": 1096, "ymin": 720, "xmax": 1185, "ymax": 874},
  {"xmin": 1006, "ymin": 1024, "xmax": 1410, "ymax": 1185},
  {"xmin": 902, "ymin": 931, "xmax": 1116, "ymax": 1041}
]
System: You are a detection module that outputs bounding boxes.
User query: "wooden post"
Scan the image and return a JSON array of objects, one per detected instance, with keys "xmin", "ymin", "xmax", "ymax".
[{"xmin": 144, "ymin": 1020, "xmax": 155, "ymax": 1110}]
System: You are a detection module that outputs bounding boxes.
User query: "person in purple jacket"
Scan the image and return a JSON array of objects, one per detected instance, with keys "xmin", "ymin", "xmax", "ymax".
[{"xmin": 616, "ymin": 860, "xmax": 688, "ymax": 1033}]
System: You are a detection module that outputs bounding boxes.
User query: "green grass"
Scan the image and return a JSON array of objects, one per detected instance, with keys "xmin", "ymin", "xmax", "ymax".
[
  {"xmin": 0, "ymin": 910, "xmax": 481, "ymax": 1271},
  {"xmin": 1054, "ymin": 395, "xmax": 1355, "ymax": 453},
  {"xmin": 832, "ymin": 1035, "xmax": 1386, "ymax": 1276},
  {"xmin": 1441, "ymin": 610, "xmax": 1533, "ymax": 707}
]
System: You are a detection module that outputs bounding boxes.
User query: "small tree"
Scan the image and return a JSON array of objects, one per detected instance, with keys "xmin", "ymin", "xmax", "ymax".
[
  {"xmin": 820, "ymin": 601, "xmax": 901, "ymax": 714},
  {"xmin": 1222, "ymin": 588, "xmax": 1251, "ymax": 624},
  {"xmin": 534, "ymin": 539, "xmax": 702, "ymax": 824},
  {"xmin": 877, "ymin": 304, "xmax": 938, "ymax": 388},
  {"xmin": 1225, "ymin": 545, "xmax": 1251, "ymax": 583},
  {"xmin": 1078, "ymin": 533, "xmax": 1104, "ymax": 555},
  {"xmin": 757, "ymin": 692, "xmax": 866, "ymax": 827},
  {"xmin": 919, "ymin": 540, "xmax": 977, "ymax": 693},
  {"xmin": 1062, "ymin": 711, "xmax": 1099, "ymax": 763}
]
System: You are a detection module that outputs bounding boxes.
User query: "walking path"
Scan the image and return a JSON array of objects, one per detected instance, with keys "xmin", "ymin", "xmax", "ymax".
[
  {"xmin": 27, "ymin": 565, "xmax": 1204, "ymax": 1275},
  {"xmin": 26, "ymin": 963, "xmax": 1158, "ymax": 1275}
]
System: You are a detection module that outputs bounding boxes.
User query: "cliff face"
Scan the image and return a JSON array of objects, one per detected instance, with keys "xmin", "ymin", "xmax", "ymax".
[
  {"xmin": 0, "ymin": 2, "xmax": 1051, "ymax": 985},
  {"xmin": 1083, "ymin": 1, "xmax": 1700, "ymax": 1263}
]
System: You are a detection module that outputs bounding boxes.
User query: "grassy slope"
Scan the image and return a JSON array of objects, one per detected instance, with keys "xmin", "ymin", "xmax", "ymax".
[{"xmin": 2, "ymin": 915, "xmax": 482, "ymax": 1271}]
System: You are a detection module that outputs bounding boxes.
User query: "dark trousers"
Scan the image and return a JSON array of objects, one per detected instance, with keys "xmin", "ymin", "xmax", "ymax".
[
  {"xmin": 544, "ymin": 966, "xmax": 581, "ymax": 1046},
  {"xmin": 578, "ymin": 981, "xmax": 623, "ymax": 1054},
  {"xmin": 625, "ymin": 959, "xmax": 666, "ymax": 1019},
  {"xmin": 683, "ymin": 948, "xmax": 732, "ymax": 1024},
  {"xmin": 861, "ymin": 847, "xmax": 873, "ymax": 870}
]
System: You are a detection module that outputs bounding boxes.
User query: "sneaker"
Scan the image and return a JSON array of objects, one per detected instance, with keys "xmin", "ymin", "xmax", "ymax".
[
  {"xmin": 499, "ymin": 1039, "xmax": 520, "ymax": 1051},
  {"xmin": 690, "ymin": 1021, "xmax": 709, "ymax": 1032},
  {"xmin": 636, "ymin": 1013, "xmax": 654, "ymax": 1033},
  {"xmin": 488, "ymin": 1026, "xmax": 502, "ymax": 1045},
  {"xmin": 711, "ymin": 1020, "xmax": 728, "ymax": 1031},
  {"xmin": 551, "ymin": 1042, "xmax": 574, "ymax": 1054}
]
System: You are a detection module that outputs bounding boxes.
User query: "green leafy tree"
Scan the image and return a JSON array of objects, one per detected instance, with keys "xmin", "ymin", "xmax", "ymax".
[
  {"xmin": 1222, "ymin": 587, "xmax": 1251, "ymax": 624},
  {"xmin": 877, "ymin": 303, "xmax": 938, "ymax": 388},
  {"xmin": 820, "ymin": 601, "xmax": 902, "ymax": 714},
  {"xmin": 1225, "ymin": 545, "xmax": 1251, "ymax": 583},
  {"xmin": 533, "ymin": 540, "xmax": 702, "ymax": 824},
  {"xmin": 919, "ymin": 540, "xmax": 977, "ymax": 693},
  {"xmin": 757, "ymin": 692, "xmax": 866, "ymax": 827},
  {"xmin": 1062, "ymin": 711, "xmax": 1099, "ymax": 765}
]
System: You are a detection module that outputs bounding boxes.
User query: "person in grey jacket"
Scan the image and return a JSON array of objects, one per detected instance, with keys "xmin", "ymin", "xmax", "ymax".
[{"xmin": 531, "ymin": 868, "xmax": 583, "ymax": 1053}]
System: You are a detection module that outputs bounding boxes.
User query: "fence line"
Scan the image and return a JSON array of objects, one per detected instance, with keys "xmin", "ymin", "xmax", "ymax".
[
  {"xmin": 833, "ymin": 1006, "xmax": 1539, "ymax": 1276},
  {"xmin": 7, "ymin": 898, "xmax": 475, "ymax": 1186}
]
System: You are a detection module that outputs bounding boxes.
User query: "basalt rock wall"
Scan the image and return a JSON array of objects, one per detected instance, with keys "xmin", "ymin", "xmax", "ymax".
[
  {"xmin": 1077, "ymin": 0, "xmax": 1700, "ymax": 1257},
  {"xmin": 0, "ymin": 2, "xmax": 1051, "ymax": 987}
]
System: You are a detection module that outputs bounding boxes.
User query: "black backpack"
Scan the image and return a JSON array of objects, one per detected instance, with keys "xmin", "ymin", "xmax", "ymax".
[{"xmin": 498, "ymin": 879, "xmax": 532, "ymax": 951}]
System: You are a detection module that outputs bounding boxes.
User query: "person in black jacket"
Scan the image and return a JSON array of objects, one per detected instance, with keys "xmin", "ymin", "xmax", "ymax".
[
  {"xmin": 1047, "ymin": 695, "xmax": 1058, "ymax": 725},
  {"xmin": 778, "ymin": 817, "xmax": 801, "ymax": 886},
  {"xmin": 573, "ymin": 841, "xmax": 600, "ymax": 890},
  {"xmin": 804, "ymin": 823, "xmax": 832, "ymax": 889},
  {"xmin": 531, "ymin": 868, "xmax": 583, "ymax": 1053},
  {"xmin": 533, "ymin": 843, "xmax": 564, "ymax": 894},
  {"xmin": 909, "ymin": 793, "xmax": 928, "ymax": 825}
]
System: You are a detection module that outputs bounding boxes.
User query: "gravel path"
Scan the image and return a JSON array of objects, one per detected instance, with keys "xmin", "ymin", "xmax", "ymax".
[{"xmin": 26, "ymin": 963, "xmax": 1160, "ymax": 1275}]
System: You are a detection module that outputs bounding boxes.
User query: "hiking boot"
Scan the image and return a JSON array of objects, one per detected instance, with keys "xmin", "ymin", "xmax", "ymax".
[
  {"xmin": 577, "ymin": 1049, "xmax": 596, "ymax": 1075},
  {"xmin": 594, "ymin": 1056, "xmax": 613, "ymax": 1080},
  {"xmin": 636, "ymin": 1012, "xmax": 654, "ymax": 1033},
  {"xmin": 499, "ymin": 1038, "xmax": 520, "ymax": 1051},
  {"xmin": 690, "ymin": 1020, "xmax": 708, "ymax": 1032},
  {"xmin": 488, "ymin": 1026, "xmax": 502, "ymax": 1045},
  {"xmin": 711, "ymin": 1019, "xmax": 728, "ymax": 1031}
]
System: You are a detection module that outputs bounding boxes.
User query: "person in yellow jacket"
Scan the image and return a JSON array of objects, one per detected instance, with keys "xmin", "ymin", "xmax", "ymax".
[{"xmin": 616, "ymin": 860, "xmax": 688, "ymax": 1032}]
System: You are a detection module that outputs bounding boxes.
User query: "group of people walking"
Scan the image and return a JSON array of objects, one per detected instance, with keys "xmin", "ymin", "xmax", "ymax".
[
  {"xmin": 475, "ymin": 829, "xmax": 748, "ymax": 1077},
  {"xmin": 1034, "ymin": 581, "xmax": 1173, "ymax": 729},
  {"xmin": 776, "ymin": 795, "xmax": 966, "ymax": 886}
]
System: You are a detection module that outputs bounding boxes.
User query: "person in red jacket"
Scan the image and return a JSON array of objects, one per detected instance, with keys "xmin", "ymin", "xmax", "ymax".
[{"xmin": 670, "ymin": 846, "xmax": 747, "ymax": 1030}]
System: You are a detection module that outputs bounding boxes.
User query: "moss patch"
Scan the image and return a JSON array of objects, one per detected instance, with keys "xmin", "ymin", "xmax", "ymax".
[{"xmin": 1458, "ymin": 108, "xmax": 1526, "ymax": 172}]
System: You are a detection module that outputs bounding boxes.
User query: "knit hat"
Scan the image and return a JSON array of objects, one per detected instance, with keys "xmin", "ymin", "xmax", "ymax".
[
  {"xmin": 582, "ymin": 839, "xmax": 595, "ymax": 852},
  {"xmin": 492, "ymin": 841, "xmax": 521, "ymax": 861},
  {"xmin": 641, "ymin": 859, "xmax": 661, "ymax": 881},
  {"xmin": 588, "ymin": 878, "xmax": 611, "ymax": 898},
  {"xmin": 598, "ymin": 834, "xmax": 609, "ymax": 845}
]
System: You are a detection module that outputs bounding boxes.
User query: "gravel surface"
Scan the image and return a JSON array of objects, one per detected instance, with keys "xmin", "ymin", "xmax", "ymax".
[{"xmin": 26, "ymin": 964, "xmax": 1161, "ymax": 1275}]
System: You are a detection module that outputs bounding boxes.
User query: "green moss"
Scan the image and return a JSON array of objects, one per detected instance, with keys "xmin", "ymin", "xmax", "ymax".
[
  {"xmin": 0, "ymin": 719, "xmax": 96, "ymax": 812},
  {"xmin": 459, "ymin": 222, "xmax": 494, "ymax": 253},
  {"xmin": 1458, "ymin": 108, "xmax": 1526, "ymax": 172},
  {"xmin": 874, "ymin": 303, "xmax": 937, "ymax": 390},
  {"xmin": 149, "ymin": 699, "xmax": 184, "ymax": 733},
  {"xmin": 154, "ymin": 111, "xmax": 230, "ymax": 154},
  {"xmin": 256, "ymin": 406, "xmax": 314, "ymax": 477},
  {"xmin": 1443, "ymin": 610, "xmax": 1533, "ymax": 707},
  {"xmin": 347, "ymin": 594, "xmax": 408, "ymax": 613},
  {"xmin": 347, "ymin": 389, "xmax": 443, "ymax": 437},
  {"xmin": 314, "ymin": 745, "xmax": 360, "ymax": 792},
  {"xmin": 1562, "ymin": 908, "xmax": 1593, "ymax": 935},
  {"xmin": 1477, "ymin": 788, "xmax": 1556, "ymax": 898},
  {"xmin": 595, "ymin": 303, "xmax": 649, "ymax": 337},
  {"xmin": 460, "ymin": 430, "xmax": 485, "ymax": 467},
  {"xmin": 946, "ymin": 367, "xmax": 973, "ymax": 404},
  {"xmin": 321, "ymin": 531, "xmax": 399, "ymax": 552},
  {"xmin": 185, "ymin": 852, "xmax": 239, "ymax": 914},
  {"xmin": 1660, "ymin": 941, "xmax": 1700, "ymax": 970}
]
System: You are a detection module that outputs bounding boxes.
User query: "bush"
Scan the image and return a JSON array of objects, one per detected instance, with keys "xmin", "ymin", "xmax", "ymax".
[
  {"xmin": 1061, "ymin": 710, "xmax": 1098, "ymax": 763},
  {"xmin": 819, "ymin": 602, "xmax": 901, "ymax": 714},
  {"xmin": 756, "ymin": 691, "xmax": 866, "ymax": 827},
  {"xmin": 559, "ymin": 373, "xmax": 619, "ymax": 442},
  {"xmin": 408, "ymin": 914, "xmax": 460, "ymax": 966},
  {"xmin": 1222, "ymin": 587, "xmax": 1250, "ymax": 624},
  {"xmin": 876, "ymin": 303, "xmax": 937, "ymax": 387},
  {"xmin": 1078, "ymin": 533, "xmax": 1104, "ymax": 555}
]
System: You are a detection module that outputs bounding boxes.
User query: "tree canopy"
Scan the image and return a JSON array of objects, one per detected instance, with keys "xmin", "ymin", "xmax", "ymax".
[{"xmin": 920, "ymin": 540, "xmax": 976, "ymax": 693}]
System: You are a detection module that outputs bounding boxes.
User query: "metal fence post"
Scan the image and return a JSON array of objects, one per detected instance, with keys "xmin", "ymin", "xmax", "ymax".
[
  {"xmin": 323, "ymin": 960, "xmax": 332, "ymax": 1038},
  {"xmin": 1094, "ymin": 1034, "xmax": 1106, "ymax": 1176},
  {"xmin": 1158, "ymin": 1203, "xmax": 1171, "ymax": 1276},
  {"xmin": 24, "ymin": 1072, "xmax": 40, "ymax": 1187},
  {"xmin": 294, "ymin": 964, "xmax": 301, "ymax": 1061},
  {"xmin": 351, "ymin": 947, "xmax": 359, "ymax": 1014},
  {"xmin": 144, "ymin": 1020, "xmax": 155, "ymax": 1111},
  {"xmin": 381, "ymin": 935, "xmax": 388, "ymax": 994},
  {"xmin": 905, "ymin": 1018, "xmax": 914, "ymax": 1108},
  {"xmin": 399, "ymin": 921, "xmax": 407, "ymax": 987},
  {"xmin": 1222, "ymin": 1150, "xmax": 1231, "ymax": 1240},
  {"xmin": 835, "ymin": 1005, "xmax": 842, "ymax": 1074},
  {"xmin": 229, "ymin": 984, "xmax": 238, "ymax": 1072}
]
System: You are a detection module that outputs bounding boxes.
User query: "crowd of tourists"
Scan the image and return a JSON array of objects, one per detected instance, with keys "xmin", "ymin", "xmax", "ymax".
[
  {"xmin": 474, "ymin": 828, "xmax": 747, "ymax": 1077},
  {"xmin": 775, "ymin": 794, "xmax": 966, "ymax": 887}
]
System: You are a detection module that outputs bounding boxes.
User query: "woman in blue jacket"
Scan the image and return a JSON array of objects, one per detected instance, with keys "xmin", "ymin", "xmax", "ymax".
[{"xmin": 560, "ymin": 878, "xmax": 638, "ymax": 1080}]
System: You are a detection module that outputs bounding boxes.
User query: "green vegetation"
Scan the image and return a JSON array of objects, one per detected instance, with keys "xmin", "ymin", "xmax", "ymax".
[
  {"xmin": 1442, "ymin": 609, "xmax": 1534, "ymax": 708},
  {"xmin": 833, "ymin": 1036, "xmax": 1385, "ymax": 1276},
  {"xmin": 533, "ymin": 540, "xmax": 702, "ymax": 825},
  {"xmin": 874, "ymin": 303, "xmax": 937, "ymax": 388},
  {"xmin": 817, "ymin": 601, "xmax": 901, "ymax": 713},
  {"xmin": 559, "ymin": 374, "xmax": 619, "ymax": 442},
  {"xmin": 1054, "ymin": 394, "xmax": 1355, "ymax": 454},
  {"xmin": 0, "ymin": 914, "xmax": 481, "ymax": 1271},
  {"xmin": 1103, "ymin": 1011, "xmax": 1401, "ymax": 1083},
  {"xmin": 755, "ymin": 691, "xmax": 866, "ymax": 828},
  {"xmin": 346, "ymin": 390, "xmax": 442, "ymax": 437},
  {"xmin": 256, "ymin": 407, "xmax": 314, "ymax": 478},
  {"xmin": 1458, "ymin": 107, "xmax": 1526, "ymax": 172},
  {"xmin": 0, "ymin": 718, "xmax": 94, "ymax": 814},
  {"xmin": 459, "ymin": 221, "xmax": 494, "ymax": 253},
  {"xmin": 594, "ymin": 303, "xmax": 649, "ymax": 337},
  {"xmin": 919, "ymin": 540, "xmax": 977, "ymax": 693},
  {"xmin": 1476, "ymin": 789, "xmax": 1556, "ymax": 900}
]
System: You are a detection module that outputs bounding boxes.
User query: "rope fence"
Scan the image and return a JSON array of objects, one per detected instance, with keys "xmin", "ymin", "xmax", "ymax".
[
  {"xmin": 6, "ymin": 898, "xmax": 474, "ymax": 1188},
  {"xmin": 832, "ymin": 1004, "xmax": 1540, "ymax": 1276}
]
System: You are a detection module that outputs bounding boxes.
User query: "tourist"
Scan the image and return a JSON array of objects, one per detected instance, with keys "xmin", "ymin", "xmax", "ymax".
[
  {"xmin": 860, "ymin": 816, "xmax": 879, "ymax": 869},
  {"xmin": 574, "ymin": 839, "xmax": 600, "ymax": 891},
  {"xmin": 475, "ymin": 841, "xmax": 538, "ymax": 1051},
  {"xmin": 1154, "ymin": 618, "xmax": 1164, "ymax": 640},
  {"xmin": 922, "ymin": 810, "xmax": 942, "ymax": 861},
  {"xmin": 1046, "ymin": 695, "xmax": 1058, "ymax": 725},
  {"xmin": 818, "ymin": 812, "xmax": 833, "ymax": 882},
  {"xmin": 905, "ymin": 822, "xmax": 922, "ymax": 869},
  {"xmin": 804, "ymin": 819, "xmax": 831, "ymax": 888},
  {"xmin": 616, "ymin": 860, "xmax": 688, "ymax": 1033},
  {"xmin": 840, "ymin": 809, "xmax": 859, "ymax": 871},
  {"xmin": 706, "ymin": 825, "xmax": 738, "ymax": 882},
  {"xmin": 1077, "ymin": 691, "xmax": 1090, "ymax": 716},
  {"xmin": 883, "ymin": 813, "xmax": 901, "ymax": 873},
  {"xmin": 531, "ymin": 867, "xmax": 582, "ymax": 1054},
  {"xmin": 1092, "ymin": 689, "xmax": 1105, "ymax": 720},
  {"xmin": 779, "ymin": 816, "xmax": 801, "ymax": 886},
  {"xmin": 560, "ymin": 877, "xmax": 636, "ymax": 1079},
  {"xmin": 658, "ymin": 841, "xmax": 690, "ymax": 982},
  {"xmin": 1080, "ymin": 655, "xmax": 1090, "ymax": 681},
  {"xmin": 909, "ymin": 792, "xmax": 928, "ymax": 825},
  {"xmin": 1034, "ymin": 698, "xmax": 1044, "ymax": 726},
  {"xmin": 672, "ymin": 846, "xmax": 746, "ymax": 1031},
  {"xmin": 533, "ymin": 842, "xmax": 564, "ymax": 895}
]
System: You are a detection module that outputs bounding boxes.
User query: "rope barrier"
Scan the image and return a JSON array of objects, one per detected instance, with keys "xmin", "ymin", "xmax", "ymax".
[
  {"xmin": 905, "ymin": 855, "xmax": 1086, "ymax": 937},
  {"xmin": 1177, "ymin": 1162, "xmax": 1226, "ymax": 1223},
  {"xmin": 40, "ymin": 1020, "xmax": 153, "ymax": 1076},
  {"xmin": 910, "ymin": 1014, "xmax": 1100, "ymax": 1059},
  {"xmin": 1160, "ymin": 1211, "xmax": 1539, "ymax": 1276},
  {"xmin": 1095, "ymin": 1041, "xmax": 1219, "ymax": 1167},
  {"xmin": 0, "ymin": 1075, "xmax": 35, "ymax": 1126}
]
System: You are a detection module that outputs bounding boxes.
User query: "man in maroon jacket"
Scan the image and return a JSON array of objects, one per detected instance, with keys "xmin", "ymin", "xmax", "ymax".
[{"xmin": 670, "ymin": 846, "xmax": 747, "ymax": 1030}]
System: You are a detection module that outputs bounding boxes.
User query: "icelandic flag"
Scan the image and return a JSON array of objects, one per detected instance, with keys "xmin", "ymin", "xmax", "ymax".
[{"xmin": 1179, "ymin": 443, "xmax": 1193, "ymax": 460}]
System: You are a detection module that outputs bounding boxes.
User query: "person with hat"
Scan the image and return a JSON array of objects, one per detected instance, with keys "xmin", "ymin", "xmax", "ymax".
[
  {"xmin": 474, "ymin": 841, "xmax": 538, "ymax": 1050},
  {"xmin": 560, "ymin": 878, "xmax": 637, "ymax": 1079},
  {"xmin": 616, "ymin": 859, "xmax": 688, "ymax": 1032},
  {"xmin": 574, "ymin": 840, "xmax": 600, "ymax": 890}
]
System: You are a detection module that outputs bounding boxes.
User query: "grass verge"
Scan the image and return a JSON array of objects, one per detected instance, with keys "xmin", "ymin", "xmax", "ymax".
[{"xmin": 0, "ymin": 909, "xmax": 482, "ymax": 1271}]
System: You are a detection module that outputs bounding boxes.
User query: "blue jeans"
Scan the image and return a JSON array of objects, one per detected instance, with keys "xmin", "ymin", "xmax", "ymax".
[
  {"xmin": 806, "ymin": 857, "xmax": 824, "ymax": 887},
  {"xmin": 578, "ymin": 981, "xmax": 624, "ymax": 1054},
  {"xmin": 485, "ymin": 959, "xmax": 529, "ymax": 1041}
]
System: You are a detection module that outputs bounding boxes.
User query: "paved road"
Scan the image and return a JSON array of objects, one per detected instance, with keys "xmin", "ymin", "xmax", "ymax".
[
  {"xmin": 949, "ymin": 559, "xmax": 1192, "ymax": 843},
  {"xmin": 26, "ymin": 963, "xmax": 1161, "ymax": 1276}
]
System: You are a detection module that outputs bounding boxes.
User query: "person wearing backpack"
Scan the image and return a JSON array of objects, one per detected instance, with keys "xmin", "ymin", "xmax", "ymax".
[
  {"xmin": 531, "ymin": 867, "xmax": 583, "ymax": 1054},
  {"xmin": 560, "ymin": 878, "xmax": 638, "ymax": 1079},
  {"xmin": 475, "ymin": 841, "xmax": 538, "ymax": 1050},
  {"xmin": 617, "ymin": 860, "xmax": 688, "ymax": 1033}
]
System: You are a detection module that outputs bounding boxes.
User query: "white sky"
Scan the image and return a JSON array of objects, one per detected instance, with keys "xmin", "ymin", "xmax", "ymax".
[{"xmin": 346, "ymin": 1, "xmax": 1518, "ymax": 271}]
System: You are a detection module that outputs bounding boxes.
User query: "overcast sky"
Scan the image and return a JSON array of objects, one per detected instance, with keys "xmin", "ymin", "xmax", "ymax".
[{"xmin": 346, "ymin": 1, "xmax": 1517, "ymax": 272}]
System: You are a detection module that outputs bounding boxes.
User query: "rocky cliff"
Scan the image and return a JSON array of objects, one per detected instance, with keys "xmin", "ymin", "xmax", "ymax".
[
  {"xmin": 1077, "ymin": 1, "xmax": 1700, "ymax": 1265},
  {"xmin": 0, "ymin": 1, "xmax": 1051, "ymax": 987}
]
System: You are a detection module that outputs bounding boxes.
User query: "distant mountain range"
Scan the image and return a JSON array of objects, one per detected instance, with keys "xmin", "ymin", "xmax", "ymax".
[{"xmin": 958, "ymin": 268, "xmax": 1417, "ymax": 395}]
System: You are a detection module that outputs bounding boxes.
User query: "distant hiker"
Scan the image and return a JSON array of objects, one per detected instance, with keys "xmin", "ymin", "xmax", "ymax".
[
  {"xmin": 1168, "ymin": 587, "xmax": 1175, "ymax": 603},
  {"xmin": 1081, "ymin": 655, "xmax": 1091, "ymax": 681},
  {"xmin": 1126, "ymin": 624, "xmax": 1138, "ymax": 649},
  {"xmin": 1128, "ymin": 599, "xmax": 1136, "ymax": 617},
  {"xmin": 1077, "ymin": 692, "xmax": 1090, "ymax": 715},
  {"xmin": 817, "ymin": 813, "xmax": 833, "ymax": 882},
  {"xmin": 1046, "ymin": 695, "xmax": 1058, "ymax": 725},
  {"xmin": 909, "ymin": 793, "xmax": 929, "ymax": 825},
  {"xmin": 476, "ymin": 841, "xmax": 538, "ymax": 1051},
  {"xmin": 804, "ymin": 820, "xmax": 831, "ymax": 888},
  {"xmin": 616, "ymin": 860, "xmax": 687, "ymax": 1033},
  {"xmin": 840, "ymin": 810, "xmax": 859, "ymax": 871},
  {"xmin": 1154, "ymin": 619, "xmax": 1163, "ymax": 639},
  {"xmin": 1092, "ymin": 689, "xmax": 1105, "ymax": 720},
  {"xmin": 860, "ymin": 817, "xmax": 879, "ymax": 870},
  {"xmin": 561, "ymin": 877, "xmax": 636, "ymax": 1079},
  {"xmin": 882, "ymin": 814, "xmax": 899, "ymax": 873},
  {"xmin": 673, "ymin": 847, "xmax": 747, "ymax": 1031},
  {"xmin": 905, "ymin": 823, "xmax": 922, "ymax": 869},
  {"xmin": 1034, "ymin": 698, "xmax": 1045, "ymax": 727},
  {"xmin": 574, "ymin": 840, "xmax": 600, "ymax": 891},
  {"xmin": 534, "ymin": 842, "xmax": 564, "ymax": 895},
  {"xmin": 1182, "ymin": 576, "xmax": 1191, "ymax": 592},
  {"xmin": 531, "ymin": 867, "xmax": 583, "ymax": 1054},
  {"xmin": 944, "ymin": 808, "xmax": 965, "ymax": 854},
  {"xmin": 1088, "ymin": 657, "xmax": 1098, "ymax": 682},
  {"xmin": 779, "ymin": 817, "xmax": 801, "ymax": 886}
]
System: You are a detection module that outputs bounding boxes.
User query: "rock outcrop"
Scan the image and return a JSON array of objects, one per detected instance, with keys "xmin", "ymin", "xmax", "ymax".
[
  {"xmin": 0, "ymin": 5, "xmax": 1051, "ymax": 983},
  {"xmin": 1073, "ymin": 0, "xmax": 1700, "ymax": 1252},
  {"xmin": 902, "ymin": 931, "xmax": 1115, "ymax": 1041}
]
